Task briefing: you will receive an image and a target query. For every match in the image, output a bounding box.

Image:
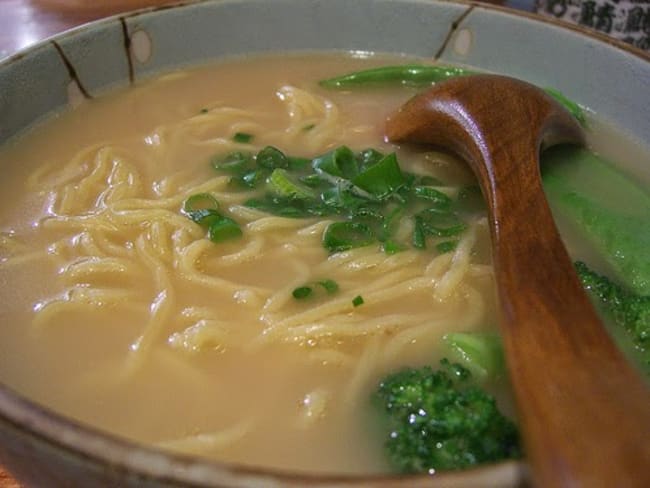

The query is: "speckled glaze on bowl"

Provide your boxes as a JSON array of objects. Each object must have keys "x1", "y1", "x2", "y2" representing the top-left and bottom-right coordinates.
[{"x1": 0, "y1": 1, "x2": 648, "y2": 486}]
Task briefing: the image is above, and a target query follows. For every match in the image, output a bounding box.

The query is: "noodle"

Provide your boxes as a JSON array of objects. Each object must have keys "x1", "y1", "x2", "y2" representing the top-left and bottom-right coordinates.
[{"x1": 0, "y1": 55, "x2": 499, "y2": 473}]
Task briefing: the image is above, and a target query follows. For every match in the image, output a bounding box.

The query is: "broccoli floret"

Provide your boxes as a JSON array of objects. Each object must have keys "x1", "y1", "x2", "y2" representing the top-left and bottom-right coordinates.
[
  {"x1": 374, "y1": 359, "x2": 521, "y2": 473},
  {"x1": 575, "y1": 261, "x2": 650, "y2": 369}
]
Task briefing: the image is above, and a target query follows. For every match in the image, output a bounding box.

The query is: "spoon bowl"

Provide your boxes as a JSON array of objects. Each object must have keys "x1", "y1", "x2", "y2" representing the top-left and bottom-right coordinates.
[{"x1": 386, "y1": 74, "x2": 650, "y2": 488}]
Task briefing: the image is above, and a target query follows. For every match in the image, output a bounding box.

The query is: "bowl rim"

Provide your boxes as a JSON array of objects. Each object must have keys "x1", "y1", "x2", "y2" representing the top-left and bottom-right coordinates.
[{"x1": 0, "y1": 0, "x2": 647, "y2": 486}]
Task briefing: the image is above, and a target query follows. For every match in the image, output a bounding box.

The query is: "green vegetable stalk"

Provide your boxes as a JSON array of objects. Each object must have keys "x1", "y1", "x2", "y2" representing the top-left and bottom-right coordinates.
[
  {"x1": 319, "y1": 64, "x2": 586, "y2": 125},
  {"x1": 542, "y1": 146, "x2": 650, "y2": 296},
  {"x1": 319, "y1": 65, "x2": 474, "y2": 88}
]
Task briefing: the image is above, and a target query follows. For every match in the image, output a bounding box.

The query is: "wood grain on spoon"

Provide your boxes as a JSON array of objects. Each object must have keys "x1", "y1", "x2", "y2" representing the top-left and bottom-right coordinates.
[{"x1": 386, "y1": 74, "x2": 650, "y2": 488}]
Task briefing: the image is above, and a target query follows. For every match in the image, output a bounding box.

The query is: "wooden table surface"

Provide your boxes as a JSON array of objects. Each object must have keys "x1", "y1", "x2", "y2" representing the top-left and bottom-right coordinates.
[{"x1": 0, "y1": 0, "x2": 181, "y2": 60}]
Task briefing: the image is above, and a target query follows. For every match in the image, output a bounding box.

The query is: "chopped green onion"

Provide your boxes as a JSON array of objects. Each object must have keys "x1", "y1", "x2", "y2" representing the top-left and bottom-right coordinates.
[
  {"x1": 413, "y1": 186, "x2": 452, "y2": 210},
  {"x1": 245, "y1": 195, "x2": 331, "y2": 218},
  {"x1": 323, "y1": 221, "x2": 374, "y2": 253},
  {"x1": 312, "y1": 146, "x2": 359, "y2": 179},
  {"x1": 288, "y1": 157, "x2": 311, "y2": 171},
  {"x1": 183, "y1": 193, "x2": 219, "y2": 213},
  {"x1": 410, "y1": 174, "x2": 444, "y2": 187},
  {"x1": 321, "y1": 184, "x2": 367, "y2": 210},
  {"x1": 352, "y1": 295, "x2": 364, "y2": 307},
  {"x1": 207, "y1": 144, "x2": 472, "y2": 254},
  {"x1": 267, "y1": 168, "x2": 317, "y2": 200},
  {"x1": 292, "y1": 286, "x2": 313, "y2": 299},
  {"x1": 416, "y1": 208, "x2": 467, "y2": 237},
  {"x1": 184, "y1": 208, "x2": 221, "y2": 226},
  {"x1": 257, "y1": 146, "x2": 289, "y2": 169},
  {"x1": 182, "y1": 194, "x2": 242, "y2": 243},
  {"x1": 381, "y1": 206, "x2": 404, "y2": 242},
  {"x1": 233, "y1": 168, "x2": 269, "y2": 188},
  {"x1": 383, "y1": 240, "x2": 405, "y2": 255},
  {"x1": 300, "y1": 174, "x2": 328, "y2": 187},
  {"x1": 212, "y1": 151, "x2": 254, "y2": 174},
  {"x1": 292, "y1": 279, "x2": 339, "y2": 300},
  {"x1": 182, "y1": 194, "x2": 221, "y2": 226},
  {"x1": 352, "y1": 206, "x2": 385, "y2": 223},
  {"x1": 200, "y1": 108, "x2": 209, "y2": 114},
  {"x1": 233, "y1": 132, "x2": 254, "y2": 144},
  {"x1": 318, "y1": 279, "x2": 339, "y2": 294},
  {"x1": 352, "y1": 153, "x2": 406, "y2": 199},
  {"x1": 412, "y1": 216, "x2": 426, "y2": 249},
  {"x1": 302, "y1": 123, "x2": 316, "y2": 131},
  {"x1": 208, "y1": 216, "x2": 242, "y2": 242},
  {"x1": 436, "y1": 240, "x2": 458, "y2": 254},
  {"x1": 357, "y1": 148, "x2": 385, "y2": 169}
]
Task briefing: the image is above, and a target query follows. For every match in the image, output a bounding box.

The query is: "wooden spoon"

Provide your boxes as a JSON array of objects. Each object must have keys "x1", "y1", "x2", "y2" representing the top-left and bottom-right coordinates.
[{"x1": 386, "y1": 74, "x2": 650, "y2": 488}]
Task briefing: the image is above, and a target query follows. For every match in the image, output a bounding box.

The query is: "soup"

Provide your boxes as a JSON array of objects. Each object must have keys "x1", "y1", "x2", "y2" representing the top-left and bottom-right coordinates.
[{"x1": 0, "y1": 53, "x2": 646, "y2": 475}]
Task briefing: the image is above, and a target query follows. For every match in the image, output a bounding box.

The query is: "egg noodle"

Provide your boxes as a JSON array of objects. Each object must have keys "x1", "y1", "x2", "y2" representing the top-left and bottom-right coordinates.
[{"x1": 2, "y1": 81, "x2": 491, "y2": 455}]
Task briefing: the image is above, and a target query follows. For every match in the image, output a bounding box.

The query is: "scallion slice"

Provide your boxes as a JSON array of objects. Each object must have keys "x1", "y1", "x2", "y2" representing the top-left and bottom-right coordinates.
[
  {"x1": 183, "y1": 193, "x2": 219, "y2": 213},
  {"x1": 312, "y1": 146, "x2": 359, "y2": 179},
  {"x1": 184, "y1": 208, "x2": 221, "y2": 226},
  {"x1": 292, "y1": 286, "x2": 313, "y2": 299},
  {"x1": 416, "y1": 208, "x2": 467, "y2": 237},
  {"x1": 413, "y1": 186, "x2": 452, "y2": 209},
  {"x1": 383, "y1": 240, "x2": 405, "y2": 255},
  {"x1": 182, "y1": 194, "x2": 221, "y2": 226},
  {"x1": 323, "y1": 221, "x2": 374, "y2": 253},
  {"x1": 208, "y1": 216, "x2": 242, "y2": 242},
  {"x1": 211, "y1": 151, "x2": 254, "y2": 174},
  {"x1": 357, "y1": 148, "x2": 385, "y2": 169},
  {"x1": 352, "y1": 295, "x2": 364, "y2": 307},
  {"x1": 381, "y1": 206, "x2": 404, "y2": 242},
  {"x1": 233, "y1": 132, "x2": 254, "y2": 144},
  {"x1": 288, "y1": 157, "x2": 311, "y2": 171},
  {"x1": 412, "y1": 216, "x2": 426, "y2": 249},
  {"x1": 321, "y1": 184, "x2": 367, "y2": 210},
  {"x1": 292, "y1": 279, "x2": 339, "y2": 300},
  {"x1": 267, "y1": 168, "x2": 317, "y2": 200},
  {"x1": 257, "y1": 146, "x2": 289, "y2": 169},
  {"x1": 233, "y1": 168, "x2": 269, "y2": 188},
  {"x1": 352, "y1": 153, "x2": 405, "y2": 199},
  {"x1": 436, "y1": 240, "x2": 458, "y2": 253},
  {"x1": 317, "y1": 279, "x2": 339, "y2": 294}
]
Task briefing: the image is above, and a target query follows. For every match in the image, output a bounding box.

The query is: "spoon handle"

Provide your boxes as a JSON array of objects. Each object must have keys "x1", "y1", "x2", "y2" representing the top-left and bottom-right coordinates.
[
  {"x1": 386, "y1": 74, "x2": 650, "y2": 487},
  {"x1": 488, "y1": 145, "x2": 650, "y2": 488}
]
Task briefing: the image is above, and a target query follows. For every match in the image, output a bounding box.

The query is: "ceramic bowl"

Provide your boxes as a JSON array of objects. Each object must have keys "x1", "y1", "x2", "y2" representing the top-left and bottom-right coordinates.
[{"x1": 0, "y1": 1, "x2": 648, "y2": 486}]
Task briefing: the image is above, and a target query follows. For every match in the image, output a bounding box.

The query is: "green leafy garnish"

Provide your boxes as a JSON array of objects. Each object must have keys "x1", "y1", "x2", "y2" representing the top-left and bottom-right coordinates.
[
  {"x1": 181, "y1": 194, "x2": 242, "y2": 244},
  {"x1": 292, "y1": 279, "x2": 340, "y2": 300},
  {"x1": 232, "y1": 132, "x2": 254, "y2": 144},
  {"x1": 435, "y1": 240, "x2": 458, "y2": 254},
  {"x1": 204, "y1": 145, "x2": 472, "y2": 255},
  {"x1": 323, "y1": 222, "x2": 374, "y2": 253}
]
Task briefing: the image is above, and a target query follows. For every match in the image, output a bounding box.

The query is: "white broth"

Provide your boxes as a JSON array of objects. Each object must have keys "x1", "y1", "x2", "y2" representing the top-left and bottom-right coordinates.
[{"x1": 0, "y1": 53, "x2": 646, "y2": 474}]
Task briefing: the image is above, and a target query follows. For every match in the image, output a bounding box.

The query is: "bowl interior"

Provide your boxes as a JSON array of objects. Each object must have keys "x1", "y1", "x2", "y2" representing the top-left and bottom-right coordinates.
[{"x1": 0, "y1": 1, "x2": 648, "y2": 487}]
